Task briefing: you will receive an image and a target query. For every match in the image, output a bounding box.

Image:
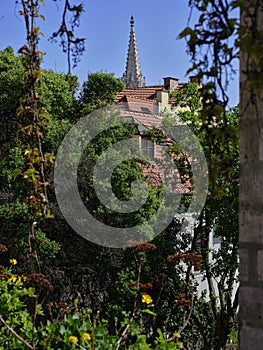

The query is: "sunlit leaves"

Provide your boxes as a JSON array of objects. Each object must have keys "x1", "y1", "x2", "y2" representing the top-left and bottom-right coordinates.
[{"x1": 179, "y1": 0, "x2": 239, "y2": 107}]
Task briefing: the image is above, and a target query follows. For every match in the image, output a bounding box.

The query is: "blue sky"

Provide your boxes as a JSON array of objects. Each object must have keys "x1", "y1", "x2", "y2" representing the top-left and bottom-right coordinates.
[{"x1": 0, "y1": 0, "x2": 239, "y2": 106}]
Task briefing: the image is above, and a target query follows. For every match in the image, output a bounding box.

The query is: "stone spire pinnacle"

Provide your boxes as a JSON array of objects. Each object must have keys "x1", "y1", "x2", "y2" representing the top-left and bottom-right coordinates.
[{"x1": 122, "y1": 16, "x2": 145, "y2": 88}]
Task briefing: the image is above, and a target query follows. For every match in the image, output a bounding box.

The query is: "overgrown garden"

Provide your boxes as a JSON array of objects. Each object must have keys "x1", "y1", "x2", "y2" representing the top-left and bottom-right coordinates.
[{"x1": 0, "y1": 1, "x2": 246, "y2": 349}]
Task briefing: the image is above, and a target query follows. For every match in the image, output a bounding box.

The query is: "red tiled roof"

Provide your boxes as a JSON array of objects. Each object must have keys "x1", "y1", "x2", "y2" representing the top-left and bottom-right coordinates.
[
  {"x1": 116, "y1": 104, "x2": 162, "y2": 129},
  {"x1": 116, "y1": 83, "x2": 187, "y2": 108},
  {"x1": 116, "y1": 85, "x2": 163, "y2": 102},
  {"x1": 117, "y1": 96, "x2": 156, "y2": 114}
]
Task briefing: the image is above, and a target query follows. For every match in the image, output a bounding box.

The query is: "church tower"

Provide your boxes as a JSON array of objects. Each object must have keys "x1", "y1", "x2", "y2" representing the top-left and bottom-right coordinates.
[{"x1": 122, "y1": 16, "x2": 145, "y2": 88}]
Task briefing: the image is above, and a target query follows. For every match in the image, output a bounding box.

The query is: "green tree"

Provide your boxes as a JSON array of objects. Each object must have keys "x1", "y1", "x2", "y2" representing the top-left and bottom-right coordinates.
[
  {"x1": 179, "y1": 1, "x2": 263, "y2": 348},
  {"x1": 74, "y1": 107, "x2": 163, "y2": 244},
  {"x1": 164, "y1": 85, "x2": 239, "y2": 350},
  {"x1": 79, "y1": 71, "x2": 125, "y2": 114},
  {"x1": 101, "y1": 82, "x2": 238, "y2": 349},
  {"x1": 0, "y1": 51, "x2": 79, "y2": 259},
  {"x1": 39, "y1": 69, "x2": 79, "y2": 121},
  {"x1": 0, "y1": 47, "x2": 25, "y2": 147}
]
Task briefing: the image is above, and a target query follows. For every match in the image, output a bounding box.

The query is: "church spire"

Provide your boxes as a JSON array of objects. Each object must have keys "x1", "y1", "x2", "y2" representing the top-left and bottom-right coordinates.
[{"x1": 123, "y1": 16, "x2": 145, "y2": 88}]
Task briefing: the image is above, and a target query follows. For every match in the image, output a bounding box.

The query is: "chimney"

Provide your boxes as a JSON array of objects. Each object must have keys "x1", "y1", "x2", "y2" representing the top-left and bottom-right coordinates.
[
  {"x1": 156, "y1": 90, "x2": 169, "y2": 104},
  {"x1": 163, "y1": 77, "x2": 179, "y2": 90},
  {"x1": 156, "y1": 90, "x2": 169, "y2": 112},
  {"x1": 189, "y1": 75, "x2": 201, "y2": 85}
]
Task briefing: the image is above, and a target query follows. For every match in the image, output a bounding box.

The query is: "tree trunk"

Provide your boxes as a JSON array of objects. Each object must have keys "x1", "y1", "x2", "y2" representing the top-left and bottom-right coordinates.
[{"x1": 239, "y1": 1, "x2": 263, "y2": 348}]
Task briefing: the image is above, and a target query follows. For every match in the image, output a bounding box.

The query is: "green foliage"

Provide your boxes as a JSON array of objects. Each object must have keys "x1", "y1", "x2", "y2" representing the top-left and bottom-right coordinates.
[
  {"x1": 153, "y1": 329, "x2": 183, "y2": 349},
  {"x1": 0, "y1": 140, "x2": 25, "y2": 194},
  {"x1": 0, "y1": 201, "x2": 29, "y2": 259},
  {"x1": 35, "y1": 229, "x2": 61, "y2": 259},
  {"x1": 163, "y1": 83, "x2": 239, "y2": 349},
  {"x1": 76, "y1": 110, "x2": 163, "y2": 241},
  {"x1": 229, "y1": 322, "x2": 238, "y2": 345},
  {"x1": 43, "y1": 118, "x2": 72, "y2": 153},
  {"x1": 80, "y1": 72, "x2": 125, "y2": 114},
  {"x1": 38, "y1": 311, "x2": 118, "y2": 349},
  {"x1": 0, "y1": 2, "x2": 241, "y2": 350},
  {"x1": 39, "y1": 70, "x2": 79, "y2": 120},
  {"x1": 0, "y1": 262, "x2": 184, "y2": 349},
  {"x1": 169, "y1": 82, "x2": 202, "y2": 114},
  {"x1": 0, "y1": 47, "x2": 25, "y2": 146},
  {"x1": 0, "y1": 267, "x2": 37, "y2": 349},
  {"x1": 104, "y1": 83, "x2": 238, "y2": 349},
  {"x1": 178, "y1": 0, "x2": 239, "y2": 107},
  {"x1": 0, "y1": 58, "x2": 238, "y2": 350},
  {"x1": 0, "y1": 47, "x2": 79, "y2": 152}
]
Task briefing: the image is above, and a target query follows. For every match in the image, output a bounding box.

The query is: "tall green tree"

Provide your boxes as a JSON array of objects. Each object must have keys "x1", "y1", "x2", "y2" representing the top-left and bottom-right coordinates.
[
  {"x1": 0, "y1": 47, "x2": 25, "y2": 147},
  {"x1": 165, "y1": 83, "x2": 239, "y2": 350},
  {"x1": 0, "y1": 35, "x2": 82, "y2": 154},
  {"x1": 179, "y1": 0, "x2": 263, "y2": 348},
  {"x1": 39, "y1": 69, "x2": 79, "y2": 121},
  {"x1": 79, "y1": 72, "x2": 125, "y2": 115}
]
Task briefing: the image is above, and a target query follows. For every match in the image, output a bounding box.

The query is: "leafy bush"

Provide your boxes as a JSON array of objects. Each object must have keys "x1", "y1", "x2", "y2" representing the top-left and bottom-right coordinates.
[{"x1": 0, "y1": 257, "x2": 184, "y2": 349}]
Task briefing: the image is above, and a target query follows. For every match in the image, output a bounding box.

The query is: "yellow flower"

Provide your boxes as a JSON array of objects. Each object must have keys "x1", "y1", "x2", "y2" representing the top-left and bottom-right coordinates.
[
  {"x1": 10, "y1": 259, "x2": 17, "y2": 265},
  {"x1": 177, "y1": 342, "x2": 184, "y2": 349},
  {"x1": 82, "y1": 332, "x2": 91, "y2": 340},
  {"x1": 173, "y1": 332, "x2": 181, "y2": 339},
  {"x1": 69, "y1": 335, "x2": 78, "y2": 344},
  {"x1": 9, "y1": 276, "x2": 17, "y2": 283},
  {"x1": 141, "y1": 293, "x2": 153, "y2": 304}
]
